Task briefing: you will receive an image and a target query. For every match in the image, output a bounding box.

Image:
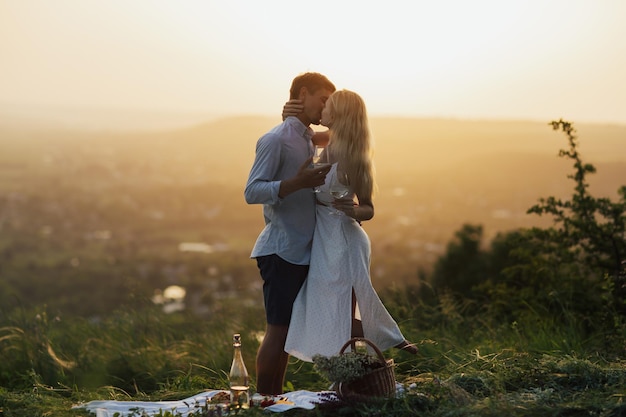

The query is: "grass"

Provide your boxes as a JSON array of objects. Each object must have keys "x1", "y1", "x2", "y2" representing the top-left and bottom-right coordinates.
[
  {"x1": 1, "y1": 350, "x2": 625, "y2": 416},
  {"x1": 1, "y1": 303, "x2": 625, "y2": 417}
]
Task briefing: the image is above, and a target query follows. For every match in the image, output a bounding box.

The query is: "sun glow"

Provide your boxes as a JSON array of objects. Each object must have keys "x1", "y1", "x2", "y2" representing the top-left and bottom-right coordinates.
[{"x1": 1, "y1": 0, "x2": 625, "y2": 125}]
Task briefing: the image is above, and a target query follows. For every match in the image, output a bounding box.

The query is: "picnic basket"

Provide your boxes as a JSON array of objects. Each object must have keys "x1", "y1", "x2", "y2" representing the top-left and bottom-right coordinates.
[{"x1": 336, "y1": 337, "x2": 396, "y2": 399}]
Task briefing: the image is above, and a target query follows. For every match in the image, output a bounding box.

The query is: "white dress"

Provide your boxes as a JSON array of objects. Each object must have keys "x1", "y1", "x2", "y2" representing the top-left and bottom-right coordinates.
[{"x1": 285, "y1": 164, "x2": 406, "y2": 362}]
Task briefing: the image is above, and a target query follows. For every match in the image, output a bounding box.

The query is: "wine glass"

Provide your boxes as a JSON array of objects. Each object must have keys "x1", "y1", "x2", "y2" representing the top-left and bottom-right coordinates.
[
  {"x1": 312, "y1": 146, "x2": 326, "y2": 167},
  {"x1": 329, "y1": 170, "x2": 350, "y2": 215},
  {"x1": 312, "y1": 146, "x2": 329, "y2": 193}
]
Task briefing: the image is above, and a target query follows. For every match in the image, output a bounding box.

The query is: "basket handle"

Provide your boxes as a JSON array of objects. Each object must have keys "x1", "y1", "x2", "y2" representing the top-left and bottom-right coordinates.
[
  {"x1": 336, "y1": 381, "x2": 347, "y2": 398},
  {"x1": 338, "y1": 337, "x2": 386, "y2": 363}
]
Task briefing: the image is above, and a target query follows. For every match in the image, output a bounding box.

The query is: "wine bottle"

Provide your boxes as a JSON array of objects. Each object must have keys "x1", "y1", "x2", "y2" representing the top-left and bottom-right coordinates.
[{"x1": 229, "y1": 333, "x2": 249, "y2": 409}]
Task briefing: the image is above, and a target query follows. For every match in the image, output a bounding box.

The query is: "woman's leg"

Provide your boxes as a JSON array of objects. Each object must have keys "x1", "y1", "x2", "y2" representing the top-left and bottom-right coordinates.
[{"x1": 351, "y1": 288, "x2": 364, "y2": 338}]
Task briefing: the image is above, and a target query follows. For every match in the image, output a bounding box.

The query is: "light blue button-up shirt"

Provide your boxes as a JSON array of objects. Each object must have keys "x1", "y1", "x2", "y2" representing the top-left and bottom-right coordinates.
[{"x1": 244, "y1": 117, "x2": 316, "y2": 265}]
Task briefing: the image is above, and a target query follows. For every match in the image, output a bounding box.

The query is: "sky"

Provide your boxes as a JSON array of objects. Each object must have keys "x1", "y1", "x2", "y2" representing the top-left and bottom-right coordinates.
[{"x1": 1, "y1": 0, "x2": 626, "y2": 126}]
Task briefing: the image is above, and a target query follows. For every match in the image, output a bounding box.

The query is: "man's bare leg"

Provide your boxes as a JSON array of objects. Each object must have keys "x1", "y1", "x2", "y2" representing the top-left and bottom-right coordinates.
[
  {"x1": 256, "y1": 324, "x2": 289, "y2": 395},
  {"x1": 271, "y1": 350, "x2": 289, "y2": 394}
]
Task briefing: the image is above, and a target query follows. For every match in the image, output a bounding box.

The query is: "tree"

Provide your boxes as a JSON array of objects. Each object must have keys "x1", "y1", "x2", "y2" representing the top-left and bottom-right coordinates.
[
  {"x1": 426, "y1": 120, "x2": 625, "y2": 342},
  {"x1": 430, "y1": 224, "x2": 486, "y2": 297},
  {"x1": 527, "y1": 120, "x2": 626, "y2": 314}
]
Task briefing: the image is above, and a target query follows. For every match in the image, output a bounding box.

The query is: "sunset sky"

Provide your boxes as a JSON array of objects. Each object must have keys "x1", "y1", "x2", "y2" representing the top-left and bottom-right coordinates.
[{"x1": 2, "y1": 0, "x2": 626, "y2": 125}]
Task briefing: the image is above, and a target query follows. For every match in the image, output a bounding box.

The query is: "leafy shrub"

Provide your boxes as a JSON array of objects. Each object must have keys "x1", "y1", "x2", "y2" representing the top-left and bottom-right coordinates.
[{"x1": 411, "y1": 120, "x2": 625, "y2": 353}]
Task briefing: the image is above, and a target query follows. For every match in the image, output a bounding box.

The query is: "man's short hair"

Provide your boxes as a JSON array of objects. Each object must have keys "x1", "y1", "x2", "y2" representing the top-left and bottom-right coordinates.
[{"x1": 289, "y1": 72, "x2": 336, "y2": 99}]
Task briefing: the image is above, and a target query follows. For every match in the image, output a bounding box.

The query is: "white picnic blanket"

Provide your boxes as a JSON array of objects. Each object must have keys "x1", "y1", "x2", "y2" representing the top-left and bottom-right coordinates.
[{"x1": 74, "y1": 389, "x2": 336, "y2": 417}]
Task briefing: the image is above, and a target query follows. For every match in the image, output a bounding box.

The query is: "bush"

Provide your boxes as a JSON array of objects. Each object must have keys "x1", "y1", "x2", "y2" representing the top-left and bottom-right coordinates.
[{"x1": 420, "y1": 120, "x2": 625, "y2": 353}]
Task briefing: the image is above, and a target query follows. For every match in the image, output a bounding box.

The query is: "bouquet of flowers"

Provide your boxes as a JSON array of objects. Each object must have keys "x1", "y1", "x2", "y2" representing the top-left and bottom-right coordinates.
[
  {"x1": 311, "y1": 338, "x2": 396, "y2": 399},
  {"x1": 312, "y1": 351, "x2": 383, "y2": 384}
]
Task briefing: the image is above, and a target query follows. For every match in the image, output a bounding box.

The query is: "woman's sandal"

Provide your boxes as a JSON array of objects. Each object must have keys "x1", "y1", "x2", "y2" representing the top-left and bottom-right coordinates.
[{"x1": 395, "y1": 340, "x2": 418, "y2": 355}]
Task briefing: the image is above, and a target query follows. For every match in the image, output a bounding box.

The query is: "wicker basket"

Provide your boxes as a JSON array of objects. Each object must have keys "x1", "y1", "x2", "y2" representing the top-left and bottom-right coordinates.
[{"x1": 336, "y1": 338, "x2": 396, "y2": 399}]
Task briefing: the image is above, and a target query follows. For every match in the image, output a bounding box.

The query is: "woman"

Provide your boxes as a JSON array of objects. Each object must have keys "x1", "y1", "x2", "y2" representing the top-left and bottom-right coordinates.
[{"x1": 284, "y1": 90, "x2": 417, "y2": 362}]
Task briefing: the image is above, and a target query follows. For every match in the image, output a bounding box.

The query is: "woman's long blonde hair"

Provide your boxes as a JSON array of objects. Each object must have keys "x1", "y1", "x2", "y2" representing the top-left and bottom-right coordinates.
[{"x1": 327, "y1": 89, "x2": 375, "y2": 199}]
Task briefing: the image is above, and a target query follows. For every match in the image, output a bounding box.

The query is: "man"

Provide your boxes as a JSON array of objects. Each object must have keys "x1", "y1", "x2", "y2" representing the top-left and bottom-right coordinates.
[{"x1": 244, "y1": 72, "x2": 335, "y2": 395}]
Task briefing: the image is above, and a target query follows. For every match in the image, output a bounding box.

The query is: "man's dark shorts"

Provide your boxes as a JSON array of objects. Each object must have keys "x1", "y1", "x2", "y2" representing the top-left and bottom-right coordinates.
[{"x1": 256, "y1": 254, "x2": 308, "y2": 326}]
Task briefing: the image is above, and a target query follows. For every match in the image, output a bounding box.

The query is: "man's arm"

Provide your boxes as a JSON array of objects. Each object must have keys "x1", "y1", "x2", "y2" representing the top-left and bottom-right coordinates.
[
  {"x1": 312, "y1": 131, "x2": 330, "y2": 147},
  {"x1": 244, "y1": 137, "x2": 282, "y2": 205}
]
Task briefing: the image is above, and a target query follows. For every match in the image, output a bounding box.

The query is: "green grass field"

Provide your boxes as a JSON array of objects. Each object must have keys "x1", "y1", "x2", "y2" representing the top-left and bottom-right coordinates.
[{"x1": 1, "y1": 299, "x2": 625, "y2": 417}]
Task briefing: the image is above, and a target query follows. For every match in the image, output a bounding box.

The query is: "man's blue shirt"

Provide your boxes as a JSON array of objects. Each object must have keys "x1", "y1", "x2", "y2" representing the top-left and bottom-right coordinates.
[{"x1": 244, "y1": 117, "x2": 316, "y2": 265}]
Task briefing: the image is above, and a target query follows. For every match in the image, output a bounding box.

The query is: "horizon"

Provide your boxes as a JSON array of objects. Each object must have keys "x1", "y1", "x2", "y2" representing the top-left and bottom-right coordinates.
[{"x1": 3, "y1": 103, "x2": 626, "y2": 133}]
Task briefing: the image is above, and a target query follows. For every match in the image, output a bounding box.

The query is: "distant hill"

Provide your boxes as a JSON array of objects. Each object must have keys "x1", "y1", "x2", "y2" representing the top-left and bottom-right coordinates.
[
  {"x1": 1, "y1": 115, "x2": 624, "y2": 258},
  {"x1": 1, "y1": 114, "x2": 624, "y2": 297},
  {"x1": 2, "y1": 113, "x2": 624, "y2": 203}
]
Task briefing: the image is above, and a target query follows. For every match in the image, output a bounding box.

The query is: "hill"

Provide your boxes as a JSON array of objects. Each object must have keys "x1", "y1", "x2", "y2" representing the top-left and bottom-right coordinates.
[{"x1": 0, "y1": 116, "x2": 624, "y2": 306}]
